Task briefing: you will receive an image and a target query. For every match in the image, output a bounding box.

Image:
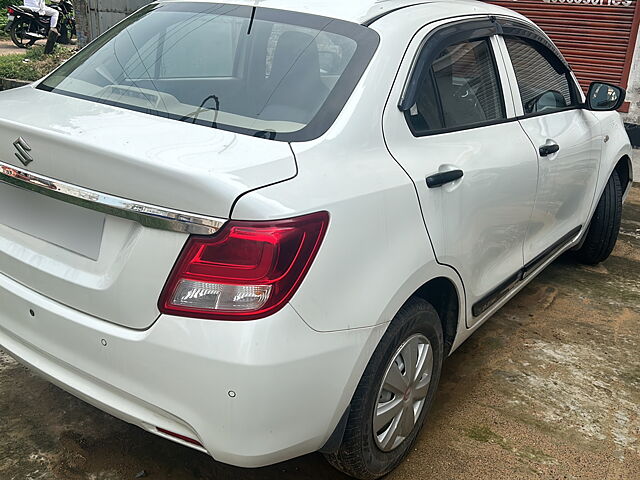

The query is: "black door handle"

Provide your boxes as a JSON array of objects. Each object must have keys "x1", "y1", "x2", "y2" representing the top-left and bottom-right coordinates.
[
  {"x1": 426, "y1": 169, "x2": 464, "y2": 188},
  {"x1": 539, "y1": 144, "x2": 560, "y2": 157}
]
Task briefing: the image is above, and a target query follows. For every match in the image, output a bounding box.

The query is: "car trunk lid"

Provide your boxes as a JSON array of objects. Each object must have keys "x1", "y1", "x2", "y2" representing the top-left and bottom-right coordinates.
[{"x1": 0, "y1": 86, "x2": 297, "y2": 330}]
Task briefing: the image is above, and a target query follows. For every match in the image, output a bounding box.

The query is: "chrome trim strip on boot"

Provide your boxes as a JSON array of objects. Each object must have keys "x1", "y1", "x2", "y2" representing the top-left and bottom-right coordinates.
[{"x1": 0, "y1": 161, "x2": 226, "y2": 235}]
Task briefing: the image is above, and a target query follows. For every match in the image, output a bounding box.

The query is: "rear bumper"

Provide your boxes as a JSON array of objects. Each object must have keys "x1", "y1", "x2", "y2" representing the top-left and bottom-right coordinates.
[{"x1": 0, "y1": 271, "x2": 385, "y2": 467}]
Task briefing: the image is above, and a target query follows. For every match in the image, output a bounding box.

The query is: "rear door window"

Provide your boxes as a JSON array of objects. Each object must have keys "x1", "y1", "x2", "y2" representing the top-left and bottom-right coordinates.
[{"x1": 407, "y1": 39, "x2": 506, "y2": 135}]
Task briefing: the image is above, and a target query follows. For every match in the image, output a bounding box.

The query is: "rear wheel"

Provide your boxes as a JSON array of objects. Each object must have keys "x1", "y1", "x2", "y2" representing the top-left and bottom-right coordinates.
[
  {"x1": 324, "y1": 298, "x2": 443, "y2": 480},
  {"x1": 10, "y1": 18, "x2": 36, "y2": 48},
  {"x1": 575, "y1": 171, "x2": 623, "y2": 265}
]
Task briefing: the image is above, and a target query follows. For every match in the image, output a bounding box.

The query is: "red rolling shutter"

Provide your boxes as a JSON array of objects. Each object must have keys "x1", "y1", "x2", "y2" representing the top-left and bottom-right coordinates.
[{"x1": 485, "y1": 0, "x2": 640, "y2": 110}]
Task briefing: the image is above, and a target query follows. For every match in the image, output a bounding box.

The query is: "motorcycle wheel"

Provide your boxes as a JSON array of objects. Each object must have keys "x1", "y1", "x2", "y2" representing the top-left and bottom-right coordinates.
[{"x1": 10, "y1": 18, "x2": 37, "y2": 48}]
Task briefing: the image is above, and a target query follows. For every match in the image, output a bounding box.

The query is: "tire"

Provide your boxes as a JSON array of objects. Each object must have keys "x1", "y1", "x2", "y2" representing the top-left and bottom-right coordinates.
[
  {"x1": 44, "y1": 30, "x2": 58, "y2": 54},
  {"x1": 57, "y1": 20, "x2": 73, "y2": 45},
  {"x1": 324, "y1": 298, "x2": 444, "y2": 480},
  {"x1": 10, "y1": 18, "x2": 36, "y2": 48},
  {"x1": 575, "y1": 171, "x2": 623, "y2": 265}
]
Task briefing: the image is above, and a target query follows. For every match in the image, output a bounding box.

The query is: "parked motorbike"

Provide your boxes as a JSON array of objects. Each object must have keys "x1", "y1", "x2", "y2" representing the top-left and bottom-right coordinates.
[{"x1": 5, "y1": 0, "x2": 75, "y2": 48}]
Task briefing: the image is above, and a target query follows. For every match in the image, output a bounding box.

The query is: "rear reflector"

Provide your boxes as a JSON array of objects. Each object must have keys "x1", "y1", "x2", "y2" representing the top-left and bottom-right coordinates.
[
  {"x1": 158, "y1": 211, "x2": 329, "y2": 320},
  {"x1": 156, "y1": 427, "x2": 203, "y2": 447}
]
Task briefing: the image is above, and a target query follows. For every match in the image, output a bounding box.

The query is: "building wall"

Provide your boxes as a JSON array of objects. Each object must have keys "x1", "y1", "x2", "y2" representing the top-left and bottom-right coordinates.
[
  {"x1": 73, "y1": 0, "x2": 90, "y2": 47},
  {"x1": 74, "y1": 0, "x2": 151, "y2": 47},
  {"x1": 624, "y1": 31, "x2": 640, "y2": 125}
]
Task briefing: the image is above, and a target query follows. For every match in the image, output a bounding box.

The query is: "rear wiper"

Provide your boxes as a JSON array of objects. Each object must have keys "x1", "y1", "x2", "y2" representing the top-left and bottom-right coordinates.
[
  {"x1": 247, "y1": 6, "x2": 256, "y2": 35},
  {"x1": 180, "y1": 94, "x2": 220, "y2": 128}
]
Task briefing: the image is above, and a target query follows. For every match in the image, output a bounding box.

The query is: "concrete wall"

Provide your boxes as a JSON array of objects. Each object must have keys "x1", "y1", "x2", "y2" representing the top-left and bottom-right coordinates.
[
  {"x1": 624, "y1": 30, "x2": 640, "y2": 126},
  {"x1": 73, "y1": 0, "x2": 152, "y2": 47}
]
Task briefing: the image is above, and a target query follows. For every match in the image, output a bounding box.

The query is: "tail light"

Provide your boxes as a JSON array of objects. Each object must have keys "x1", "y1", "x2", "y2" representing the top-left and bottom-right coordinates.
[
  {"x1": 7, "y1": 7, "x2": 14, "y2": 14},
  {"x1": 158, "y1": 212, "x2": 329, "y2": 321}
]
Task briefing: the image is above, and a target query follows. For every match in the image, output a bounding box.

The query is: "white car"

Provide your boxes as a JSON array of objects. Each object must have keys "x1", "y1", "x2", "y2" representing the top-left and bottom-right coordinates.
[{"x1": 0, "y1": 0, "x2": 633, "y2": 478}]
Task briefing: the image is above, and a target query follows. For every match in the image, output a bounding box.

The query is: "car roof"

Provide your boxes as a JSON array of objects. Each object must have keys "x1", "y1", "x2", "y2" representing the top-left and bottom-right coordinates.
[{"x1": 160, "y1": 0, "x2": 520, "y2": 25}]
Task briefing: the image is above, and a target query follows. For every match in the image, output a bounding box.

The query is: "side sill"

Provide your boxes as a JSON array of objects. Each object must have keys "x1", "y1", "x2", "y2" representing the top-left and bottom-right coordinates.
[{"x1": 472, "y1": 226, "x2": 582, "y2": 317}]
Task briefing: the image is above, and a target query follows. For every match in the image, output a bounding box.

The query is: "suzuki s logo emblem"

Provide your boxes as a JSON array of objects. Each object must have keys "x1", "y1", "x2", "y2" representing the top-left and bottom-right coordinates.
[{"x1": 13, "y1": 137, "x2": 33, "y2": 167}]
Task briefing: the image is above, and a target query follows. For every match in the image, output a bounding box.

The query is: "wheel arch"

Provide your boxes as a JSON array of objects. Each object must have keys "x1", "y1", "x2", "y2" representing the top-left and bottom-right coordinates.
[
  {"x1": 410, "y1": 276, "x2": 461, "y2": 356},
  {"x1": 321, "y1": 274, "x2": 462, "y2": 458},
  {"x1": 615, "y1": 154, "x2": 633, "y2": 200}
]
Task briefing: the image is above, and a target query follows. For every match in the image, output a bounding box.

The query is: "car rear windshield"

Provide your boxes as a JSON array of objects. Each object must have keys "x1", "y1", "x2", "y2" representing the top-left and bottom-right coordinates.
[{"x1": 37, "y1": 2, "x2": 379, "y2": 141}]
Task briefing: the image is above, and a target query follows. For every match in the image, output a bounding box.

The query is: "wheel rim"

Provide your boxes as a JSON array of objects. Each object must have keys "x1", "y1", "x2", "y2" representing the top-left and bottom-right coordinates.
[{"x1": 373, "y1": 333, "x2": 433, "y2": 452}]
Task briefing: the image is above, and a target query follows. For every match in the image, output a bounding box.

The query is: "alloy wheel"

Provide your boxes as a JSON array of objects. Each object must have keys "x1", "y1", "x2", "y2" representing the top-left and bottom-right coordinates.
[{"x1": 373, "y1": 334, "x2": 434, "y2": 452}]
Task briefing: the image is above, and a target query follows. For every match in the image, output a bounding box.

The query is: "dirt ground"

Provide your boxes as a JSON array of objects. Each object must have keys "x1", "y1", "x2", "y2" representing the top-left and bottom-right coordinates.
[
  {"x1": 0, "y1": 38, "x2": 20, "y2": 55},
  {"x1": 1, "y1": 184, "x2": 639, "y2": 480},
  {"x1": 0, "y1": 37, "x2": 53, "y2": 55}
]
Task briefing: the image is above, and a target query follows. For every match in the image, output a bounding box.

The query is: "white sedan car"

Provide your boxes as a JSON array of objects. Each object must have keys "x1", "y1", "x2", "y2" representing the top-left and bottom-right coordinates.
[{"x1": 0, "y1": 0, "x2": 633, "y2": 478}]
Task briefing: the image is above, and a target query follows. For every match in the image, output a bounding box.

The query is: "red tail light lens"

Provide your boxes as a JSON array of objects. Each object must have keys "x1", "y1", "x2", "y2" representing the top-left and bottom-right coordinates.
[
  {"x1": 158, "y1": 212, "x2": 329, "y2": 320},
  {"x1": 7, "y1": 7, "x2": 14, "y2": 14}
]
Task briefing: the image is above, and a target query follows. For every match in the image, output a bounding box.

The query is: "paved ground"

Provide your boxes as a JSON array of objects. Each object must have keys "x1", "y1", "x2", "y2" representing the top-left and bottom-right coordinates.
[
  {"x1": 1, "y1": 184, "x2": 639, "y2": 480},
  {"x1": 0, "y1": 38, "x2": 21, "y2": 55}
]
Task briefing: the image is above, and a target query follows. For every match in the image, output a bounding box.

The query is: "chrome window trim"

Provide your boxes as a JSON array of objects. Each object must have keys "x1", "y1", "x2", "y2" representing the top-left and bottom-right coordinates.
[{"x1": 0, "y1": 160, "x2": 226, "y2": 235}]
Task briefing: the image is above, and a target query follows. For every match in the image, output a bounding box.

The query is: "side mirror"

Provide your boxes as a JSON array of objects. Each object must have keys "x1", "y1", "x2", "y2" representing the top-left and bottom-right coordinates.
[
  {"x1": 525, "y1": 90, "x2": 567, "y2": 114},
  {"x1": 586, "y1": 82, "x2": 626, "y2": 111}
]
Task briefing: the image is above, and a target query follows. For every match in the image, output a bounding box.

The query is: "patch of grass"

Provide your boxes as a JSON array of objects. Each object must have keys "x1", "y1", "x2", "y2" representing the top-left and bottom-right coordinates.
[
  {"x1": 519, "y1": 446, "x2": 556, "y2": 464},
  {"x1": 0, "y1": 14, "x2": 7, "y2": 37},
  {"x1": 0, "y1": 6, "x2": 9, "y2": 37},
  {"x1": 465, "y1": 425, "x2": 507, "y2": 446},
  {"x1": 0, "y1": 44, "x2": 75, "y2": 81},
  {"x1": 465, "y1": 424, "x2": 557, "y2": 466},
  {"x1": 618, "y1": 366, "x2": 640, "y2": 387},
  {"x1": 0, "y1": 52, "x2": 36, "y2": 80}
]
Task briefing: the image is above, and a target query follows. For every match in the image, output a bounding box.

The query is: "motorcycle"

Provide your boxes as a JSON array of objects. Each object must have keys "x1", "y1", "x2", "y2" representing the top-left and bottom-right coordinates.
[{"x1": 6, "y1": 0, "x2": 75, "y2": 48}]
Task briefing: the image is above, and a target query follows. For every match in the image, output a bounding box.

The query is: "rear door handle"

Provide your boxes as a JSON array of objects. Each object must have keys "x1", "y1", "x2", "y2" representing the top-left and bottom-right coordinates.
[
  {"x1": 539, "y1": 143, "x2": 560, "y2": 157},
  {"x1": 426, "y1": 169, "x2": 464, "y2": 188}
]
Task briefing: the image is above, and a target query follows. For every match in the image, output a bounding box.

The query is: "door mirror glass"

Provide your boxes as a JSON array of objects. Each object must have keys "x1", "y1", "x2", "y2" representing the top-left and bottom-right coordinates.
[
  {"x1": 525, "y1": 90, "x2": 568, "y2": 114},
  {"x1": 504, "y1": 37, "x2": 576, "y2": 116},
  {"x1": 586, "y1": 82, "x2": 626, "y2": 111}
]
